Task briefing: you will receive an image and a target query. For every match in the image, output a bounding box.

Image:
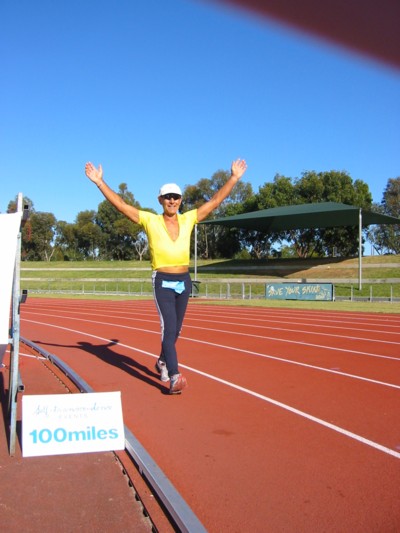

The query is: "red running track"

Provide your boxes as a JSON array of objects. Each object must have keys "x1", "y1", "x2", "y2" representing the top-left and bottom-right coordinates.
[{"x1": 20, "y1": 298, "x2": 400, "y2": 532}]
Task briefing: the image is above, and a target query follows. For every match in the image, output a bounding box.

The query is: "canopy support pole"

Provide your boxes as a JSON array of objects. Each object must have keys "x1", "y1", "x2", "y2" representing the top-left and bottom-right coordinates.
[
  {"x1": 194, "y1": 224, "x2": 198, "y2": 281},
  {"x1": 358, "y1": 208, "x2": 362, "y2": 291}
]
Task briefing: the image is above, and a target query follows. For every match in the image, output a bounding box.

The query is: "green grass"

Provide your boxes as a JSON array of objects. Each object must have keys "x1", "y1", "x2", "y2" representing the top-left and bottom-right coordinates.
[
  {"x1": 190, "y1": 298, "x2": 400, "y2": 314},
  {"x1": 20, "y1": 256, "x2": 400, "y2": 313}
]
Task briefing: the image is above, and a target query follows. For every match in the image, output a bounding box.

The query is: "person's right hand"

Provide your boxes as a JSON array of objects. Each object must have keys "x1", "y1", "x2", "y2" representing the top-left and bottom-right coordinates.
[{"x1": 85, "y1": 162, "x2": 103, "y2": 186}]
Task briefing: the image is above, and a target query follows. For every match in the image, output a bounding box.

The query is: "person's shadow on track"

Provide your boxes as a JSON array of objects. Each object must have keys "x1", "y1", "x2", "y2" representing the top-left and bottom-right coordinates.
[{"x1": 32, "y1": 338, "x2": 168, "y2": 394}]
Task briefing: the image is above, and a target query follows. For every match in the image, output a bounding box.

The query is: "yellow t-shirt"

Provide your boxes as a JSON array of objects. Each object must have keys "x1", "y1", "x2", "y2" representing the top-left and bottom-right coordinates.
[{"x1": 138, "y1": 209, "x2": 198, "y2": 270}]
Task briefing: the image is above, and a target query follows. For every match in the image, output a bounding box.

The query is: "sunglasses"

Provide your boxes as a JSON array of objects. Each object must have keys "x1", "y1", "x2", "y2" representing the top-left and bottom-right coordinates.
[{"x1": 162, "y1": 193, "x2": 181, "y2": 201}]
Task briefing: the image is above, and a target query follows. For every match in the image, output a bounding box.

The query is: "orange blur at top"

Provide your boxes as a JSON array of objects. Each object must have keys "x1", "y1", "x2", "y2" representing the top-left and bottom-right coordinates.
[{"x1": 209, "y1": 0, "x2": 400, "y2": 70}]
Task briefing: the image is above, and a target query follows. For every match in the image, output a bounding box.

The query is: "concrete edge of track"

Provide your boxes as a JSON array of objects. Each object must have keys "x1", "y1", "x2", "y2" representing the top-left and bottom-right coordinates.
[{"x1": 21, "y1": 336, "x2": 207, "y2": 533}]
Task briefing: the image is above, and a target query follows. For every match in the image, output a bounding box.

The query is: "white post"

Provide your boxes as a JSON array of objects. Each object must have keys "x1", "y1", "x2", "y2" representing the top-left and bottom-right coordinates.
[
  {"x1": 8, "y1": 193, "x2": 24, "y2": 455},
  {"x1": 194, "y1": 224, "x2": 198, "y2": 281},
  {"x1": 358, "y1": 208, "x2": 362, "y2": 291}
]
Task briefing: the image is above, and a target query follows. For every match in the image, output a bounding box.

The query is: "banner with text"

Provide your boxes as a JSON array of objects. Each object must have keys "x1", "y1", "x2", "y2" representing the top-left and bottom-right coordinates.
[
  {"x1": 266, "y1": 283, "x2": 333, "y2": 301},
  {"x1": 22, "y1": 391, "x2": 125, "y2": 457}
]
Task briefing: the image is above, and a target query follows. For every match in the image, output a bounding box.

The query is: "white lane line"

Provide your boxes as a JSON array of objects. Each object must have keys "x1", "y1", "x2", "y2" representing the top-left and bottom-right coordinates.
[
  {"x1": 21, "y1": 319, "x2": 400, "y2": 460},
  {"x1": 23, "y1": 311, "x2": 400, "y2": 364},
  {"x1": 187, "y1": 308, "x2": 400, "y2": 330},
  {"x1": 181, "y1": 336, "x2": 400, "y2": 390},
  {"x1": 185, "y1": 310, "x2": 400, "y2": 336},
  {"x1": 22, "y1": 317, "x2": 400, "y2": 389},
  {"x1": 26, "y1": 307, "x2": 400, "y2": 343},
  {"x1": 4, "y1": 349, "x2": 46, "y2": 360},
  {"x1": 187, "y1": 323, "x2": 400, "y2": 360},
  {"x1": 179, "y1": 364, "x2": 400, "y2": 460},
  {"x1": 22, "y1": 354, "x2": 46, "y2": 360}
]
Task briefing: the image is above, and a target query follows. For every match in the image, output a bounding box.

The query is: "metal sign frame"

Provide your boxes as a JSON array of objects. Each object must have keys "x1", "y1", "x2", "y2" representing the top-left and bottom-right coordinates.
[{"x1": 7, "y1": 193, "x2": 29, "y2": 455}]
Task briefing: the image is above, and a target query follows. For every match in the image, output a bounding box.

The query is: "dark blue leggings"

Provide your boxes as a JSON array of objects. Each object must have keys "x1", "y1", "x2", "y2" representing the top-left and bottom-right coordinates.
[{"x1": 152, "y1": 271, "x2": 192, "y2": 377}]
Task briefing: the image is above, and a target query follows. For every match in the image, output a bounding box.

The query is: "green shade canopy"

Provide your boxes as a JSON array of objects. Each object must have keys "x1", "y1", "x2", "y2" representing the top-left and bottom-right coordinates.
[{"x1": 200, "y1": 202, "x2": 400, "y2": 231}]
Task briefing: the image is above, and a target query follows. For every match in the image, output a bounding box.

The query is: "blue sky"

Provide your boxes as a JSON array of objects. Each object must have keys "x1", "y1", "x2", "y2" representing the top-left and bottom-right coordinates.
[{"x1": 1, "y1": 0, "x2": 399, "y2": 222}]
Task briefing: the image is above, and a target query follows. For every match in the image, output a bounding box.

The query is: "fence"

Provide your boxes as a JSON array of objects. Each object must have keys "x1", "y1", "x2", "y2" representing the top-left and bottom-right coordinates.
[{"x1": 21, "y1": 278, "x2": 400, "y2": 302}]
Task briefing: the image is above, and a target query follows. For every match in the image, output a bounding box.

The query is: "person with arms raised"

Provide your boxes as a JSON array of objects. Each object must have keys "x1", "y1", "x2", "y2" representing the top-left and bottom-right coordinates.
[{"x1": 85, "y1": 158, "x2": 247, "y2": 394}]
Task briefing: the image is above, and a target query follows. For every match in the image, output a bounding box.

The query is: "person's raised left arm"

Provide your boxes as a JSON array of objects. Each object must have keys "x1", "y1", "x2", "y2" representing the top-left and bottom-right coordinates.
[{"x1": 196, "y1": 159, "x2": 247, "y2": 222}]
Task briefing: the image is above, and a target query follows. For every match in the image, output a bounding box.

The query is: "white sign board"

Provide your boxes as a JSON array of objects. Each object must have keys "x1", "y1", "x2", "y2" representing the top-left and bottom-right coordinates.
[
  {"x1": 0, "y1": 211, "x2": 22, "y2": 364},
  {"x1": 22, "y1": 391, "x2": 125, "y2": 457}
]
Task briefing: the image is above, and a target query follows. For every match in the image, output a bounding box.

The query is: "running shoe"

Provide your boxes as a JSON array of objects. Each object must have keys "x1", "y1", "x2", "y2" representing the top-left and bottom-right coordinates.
[
  {"x1": 169, "y1": 374, "x2": 187, "y2": 395},
  {"x1": 155, "y1": 359, "x2": 169, "y2": 382}
]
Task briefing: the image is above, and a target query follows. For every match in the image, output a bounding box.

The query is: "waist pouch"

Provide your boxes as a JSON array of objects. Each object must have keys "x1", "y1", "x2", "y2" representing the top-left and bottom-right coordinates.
[{"x1": 161, "y1": 280, "x2": 186, "y2": 294}]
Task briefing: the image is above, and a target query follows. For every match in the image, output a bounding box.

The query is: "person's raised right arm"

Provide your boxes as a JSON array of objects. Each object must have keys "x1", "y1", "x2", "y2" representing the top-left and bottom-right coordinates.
[{"x1": 85, "y1": 162, "x2": 140, "y2": 223}]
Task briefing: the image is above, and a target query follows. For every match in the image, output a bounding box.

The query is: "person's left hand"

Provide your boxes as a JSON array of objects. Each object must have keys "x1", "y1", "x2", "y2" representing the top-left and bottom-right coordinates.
[{"x1": 231, "y1": 159, "x2": 247, "y2": 180}]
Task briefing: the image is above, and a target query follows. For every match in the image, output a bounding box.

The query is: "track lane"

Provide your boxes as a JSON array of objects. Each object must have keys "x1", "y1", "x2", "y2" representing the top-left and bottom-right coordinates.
[
  {"x1": 20, "y1": 299, "x2": 400, "y2": 531},
  {"x1": 22, "y1": 306, "x2": 400, "y2": 448}
]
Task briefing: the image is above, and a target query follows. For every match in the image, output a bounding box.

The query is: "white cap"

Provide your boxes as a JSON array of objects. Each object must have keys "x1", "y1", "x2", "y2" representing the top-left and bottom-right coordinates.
[{"x1": 159, "y1": 183, "x2": 182, "y2": 196}]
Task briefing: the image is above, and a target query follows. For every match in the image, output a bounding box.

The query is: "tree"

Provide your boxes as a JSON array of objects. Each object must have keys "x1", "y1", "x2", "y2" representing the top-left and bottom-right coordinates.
[
  {"x1": 7, "y1": 196, "x2": 59, "y2": 261},
  {"x1": 7, "y1": 195, "x2": 34, "y2": 215},
  {"x1": 382, "y1": 177, "x2": 400, "y2": 217},
  {"x1": 296, "y1": 170, "x2": 371, "y2": 257},
  {"x1": 54, "y1": 220, "x2": 79, "y2": 261},
  {"x1": 250, "y1": 171, "x2": 372, "y2": 258},
  {"x1": 240, "y1": 175, "x2": 292, "y2": 258},
  {"x1": 75, "y1": 210, "x2": 104, "y2": 259},
  {"x1": 96, "y1": 183, "x2": 142, "y2": 260},
  {"x1": 22, "y1": 212, "x2": 57, "y2": 261},
  {"x1": 367, "y1": 177, "x2": 400, "y2": 254},
  {"x1": 134, "y1": 231, "x2": 149, "y2": 261},
  {"x1": 182, "y1": 170, "x2": 253, "y2": 258},
  {"x1": 53, "y1": 212, "x2": 104, "y2": 261},
  {"x1": 253, "y1": 175, "x2": 297, "y2": 210}
]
